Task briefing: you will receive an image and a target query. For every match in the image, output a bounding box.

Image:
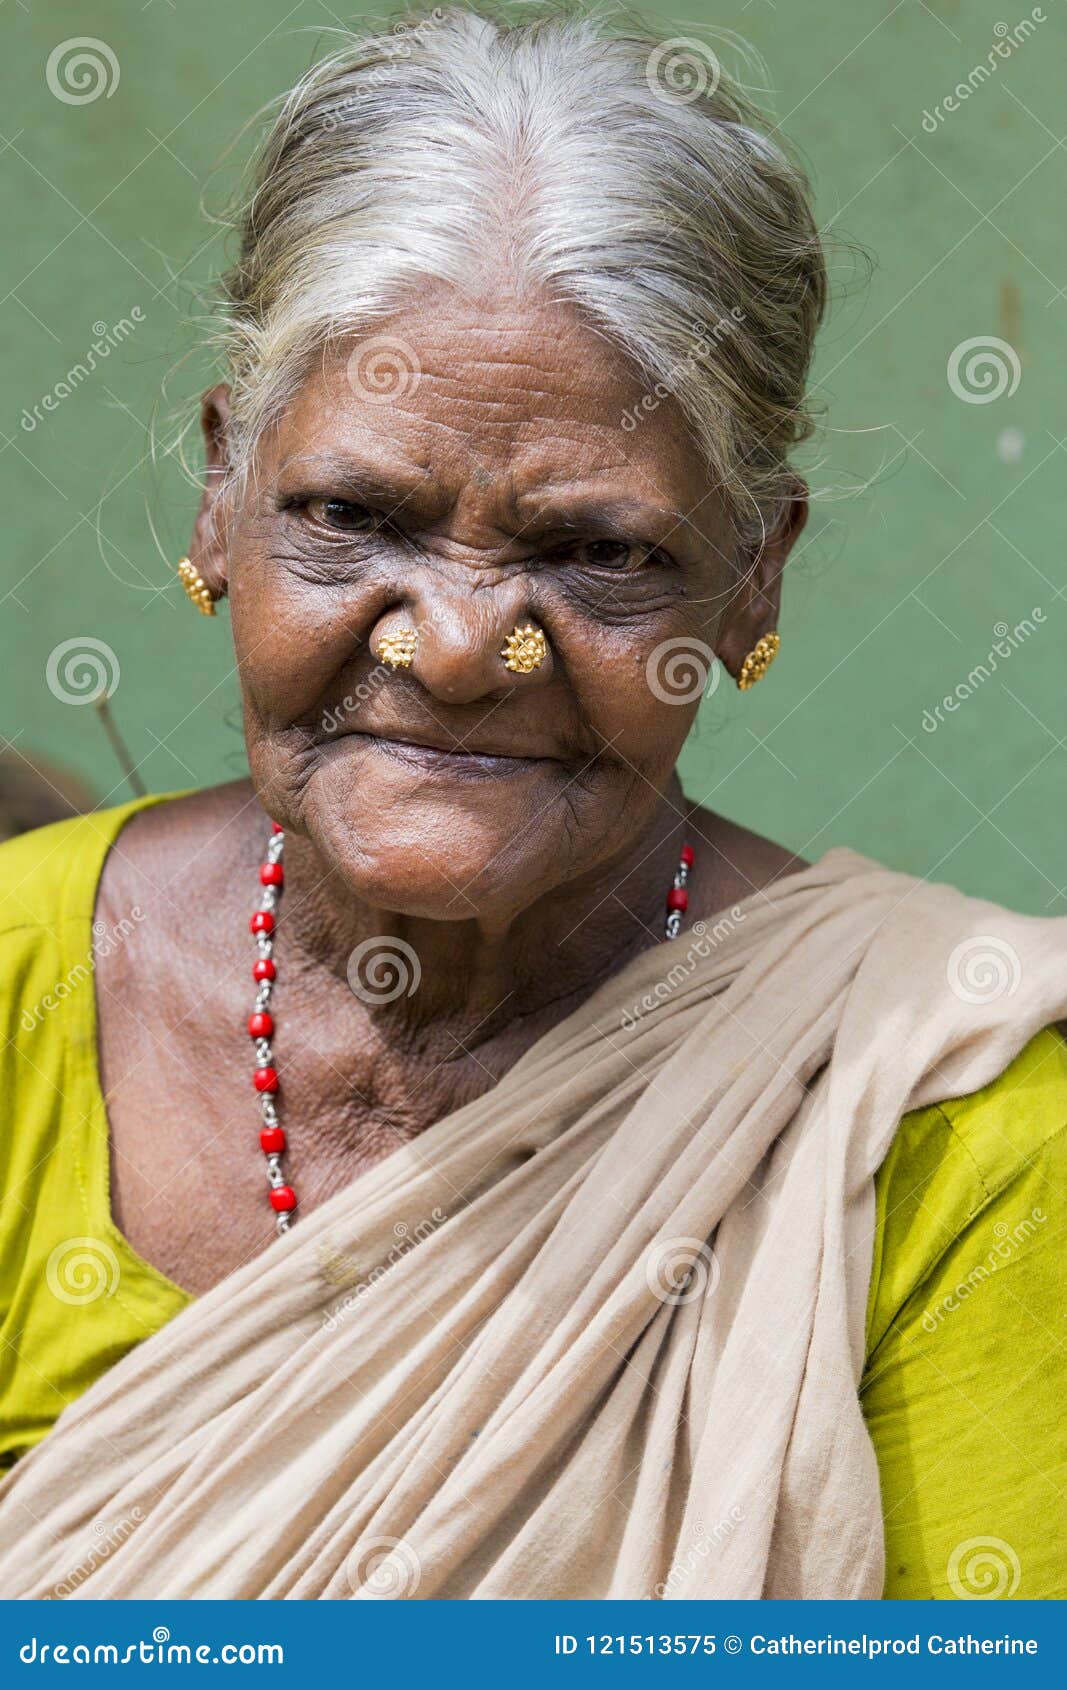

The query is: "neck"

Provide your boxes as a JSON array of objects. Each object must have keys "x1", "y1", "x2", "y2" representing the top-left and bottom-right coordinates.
[{"x1": 272, "y1": 775, "x2": 694, "y2": 1047}]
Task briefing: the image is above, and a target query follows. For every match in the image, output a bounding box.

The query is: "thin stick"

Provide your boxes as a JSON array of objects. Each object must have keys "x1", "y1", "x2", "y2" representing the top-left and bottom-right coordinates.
[{"x1": 93, "y1": 692, "x2": 146, "y2": 798}]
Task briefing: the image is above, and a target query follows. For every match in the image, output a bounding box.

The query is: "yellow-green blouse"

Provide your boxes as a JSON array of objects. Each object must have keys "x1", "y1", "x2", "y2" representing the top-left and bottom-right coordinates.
[{"x1": 1, "y1": 800, "x2": 1065, "y2": 1598}]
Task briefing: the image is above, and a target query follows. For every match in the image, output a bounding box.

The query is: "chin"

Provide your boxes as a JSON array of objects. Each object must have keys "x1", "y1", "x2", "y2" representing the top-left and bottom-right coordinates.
[{"x1": 297, "y1": 742, "x2": 570, "y2": 919}]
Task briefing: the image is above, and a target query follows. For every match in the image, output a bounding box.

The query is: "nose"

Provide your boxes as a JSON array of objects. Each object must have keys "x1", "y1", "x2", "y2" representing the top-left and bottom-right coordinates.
[{"x1": 372, "y1": 580, "x2": 554, "y2": 705}]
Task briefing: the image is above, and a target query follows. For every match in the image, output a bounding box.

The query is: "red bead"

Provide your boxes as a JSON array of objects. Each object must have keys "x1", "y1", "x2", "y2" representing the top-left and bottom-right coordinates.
[
  {"x1": 252, "y1": 957, "x2": 276, "y2": 982},
  {"x1": 253, "y1": 1066, "x2": 279, "y2": 1093},
  {"x1": 680, "y1": 843, "x2": 695, "y2": 868},
  {"x1": 260, "y1": 862, "x2": 284, "y2": 886},
  {"x1": 250, "y1": 910, "x2": 275, "y2": 936},
  {"x1": 666, "y1": 887, "x2": 689, "y2": 913},
  {"x1": 248, "y1": 1011, "x2": 274, "y2": 1039},
  {"x1": 269, "y1": 1185, "x2": 297, "y2": 1213},
  {"x1": 271, "y1": 822, "x2": 284, "y2": 834},
  {"x1": 260, "y1": 1126, "x2": 286, "y2": 1154}
]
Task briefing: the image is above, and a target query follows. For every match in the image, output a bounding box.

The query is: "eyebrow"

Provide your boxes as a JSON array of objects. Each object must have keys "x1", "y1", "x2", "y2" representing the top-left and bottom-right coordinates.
[
  {"x1": 274, "y1": 452, "x2": 704, "y2": 555},
  {"x1": 273, "y1": 450, "x2": 438, "y2": 516},
  {"x1": 516, "y1": 495, "x2": 702, "y2": 554}
]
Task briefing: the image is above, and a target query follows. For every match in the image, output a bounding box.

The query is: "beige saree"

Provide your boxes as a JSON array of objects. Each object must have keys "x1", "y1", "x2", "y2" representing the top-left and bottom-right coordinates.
[{"x1": 1, "y1": 846, "x2": 1064, "y2": 1600}]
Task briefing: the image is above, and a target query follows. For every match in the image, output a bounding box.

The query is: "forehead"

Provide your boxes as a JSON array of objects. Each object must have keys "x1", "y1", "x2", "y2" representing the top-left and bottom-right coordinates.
[{"x1": 264, "y1": 284, "x2": 722, "y2": 522}]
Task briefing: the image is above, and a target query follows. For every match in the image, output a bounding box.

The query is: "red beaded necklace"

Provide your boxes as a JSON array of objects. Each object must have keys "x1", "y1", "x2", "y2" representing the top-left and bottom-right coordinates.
[{"x1": 247, "y1": 827, "x2": 694, "y2": 1232}]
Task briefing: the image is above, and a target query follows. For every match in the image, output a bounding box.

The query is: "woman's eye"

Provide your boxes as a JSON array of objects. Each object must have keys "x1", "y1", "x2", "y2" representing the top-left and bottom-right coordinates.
[
  {"x1": 573, "y1": 539, "x2": 667, "y2": 571},
  {"x1": 582, "y1": 540, "x2": 634, "y2": 569},
  {"x1": 307, "y1": 498, "x2": 380, "y2": 532}
]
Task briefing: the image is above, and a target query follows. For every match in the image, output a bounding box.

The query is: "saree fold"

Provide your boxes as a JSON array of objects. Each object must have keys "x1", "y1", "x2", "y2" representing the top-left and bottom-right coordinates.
[{"x1": 1, "y1": 846, "x2": 1064, "y2": 1599}]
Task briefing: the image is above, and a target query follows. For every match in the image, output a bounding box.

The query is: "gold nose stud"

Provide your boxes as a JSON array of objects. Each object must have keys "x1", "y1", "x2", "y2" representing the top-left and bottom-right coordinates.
[
  {"x1": 376, "y1": 627, "x2": 418, "y2": 669},
  {"x1": 500, "y1": 623, "x2": 548, "y2": 674}
]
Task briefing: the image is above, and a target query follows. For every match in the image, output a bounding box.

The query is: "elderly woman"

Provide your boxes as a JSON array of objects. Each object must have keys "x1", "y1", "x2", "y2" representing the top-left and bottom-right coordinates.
[{"x1": 0, "y1": 6, "x2": 1064, "y2": 1602}]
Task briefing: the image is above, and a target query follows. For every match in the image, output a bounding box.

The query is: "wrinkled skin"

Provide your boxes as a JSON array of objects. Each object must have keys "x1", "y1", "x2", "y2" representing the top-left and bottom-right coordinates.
[{"x1": 96, "y1": 283, "x2": 808, "y2": 1293}]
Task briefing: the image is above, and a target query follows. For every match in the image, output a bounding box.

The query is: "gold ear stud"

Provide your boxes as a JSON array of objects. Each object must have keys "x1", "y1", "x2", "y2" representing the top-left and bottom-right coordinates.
[
  {"x1": 737, "y1": 630, "x2": 780, "y2": 690},
  {"x1": 500, "y1": 623, "x2": 548, "y2": 674},
  {"x1": 375, "y1": 627, "x2": 419, "y2": 669},
  {"x1": 176, "y1": 557, "x2": 216, "y2": 617}
]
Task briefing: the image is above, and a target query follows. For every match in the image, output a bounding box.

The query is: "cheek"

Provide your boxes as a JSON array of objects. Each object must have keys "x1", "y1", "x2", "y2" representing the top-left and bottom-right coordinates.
[
  {"x1": 561, "y1": 603, "x2": 708, "y2": 775},
  {"x1": 229, "y1": 571, "x2": 369, "y2": 729}
]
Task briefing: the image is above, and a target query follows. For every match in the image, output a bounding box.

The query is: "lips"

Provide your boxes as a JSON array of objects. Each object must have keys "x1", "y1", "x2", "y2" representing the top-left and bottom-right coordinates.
[{"x1": 328, "y1": 730, "x2": 558, "y2": 777}]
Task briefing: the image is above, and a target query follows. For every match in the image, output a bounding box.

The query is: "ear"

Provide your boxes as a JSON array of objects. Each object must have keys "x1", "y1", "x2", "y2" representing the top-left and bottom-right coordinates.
[
  {"x1": 715, "y1": 476, "x2": 809, "y2": 682},
  {"x1": 187, "y1": 384, "x2": 234, "y2": 600}
]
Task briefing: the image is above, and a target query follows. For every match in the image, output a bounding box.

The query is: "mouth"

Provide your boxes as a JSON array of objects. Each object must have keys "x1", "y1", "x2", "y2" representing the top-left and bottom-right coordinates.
[{"x1": 331, "y1": 730, "x2": 560, "y2": 779}]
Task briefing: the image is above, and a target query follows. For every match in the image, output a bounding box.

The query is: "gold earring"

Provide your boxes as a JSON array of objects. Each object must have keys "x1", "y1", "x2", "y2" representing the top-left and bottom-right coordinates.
[
  {"x1": 376, "y1": 627, "x2": 418, "y2": 669},
  {"x1": 737, "y1": 630, "x2": 780, "y2": 690},
  {"x1": 176, "y1": 557, "x2": 216, "y2": 617},
  {"x1": 500, "y1": 623, "x2": 548, "y2": 674}
]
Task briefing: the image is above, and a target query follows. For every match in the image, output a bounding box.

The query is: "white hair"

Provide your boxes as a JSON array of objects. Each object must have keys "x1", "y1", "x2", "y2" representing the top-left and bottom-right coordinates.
[{"x1": 218, "y1": 3, "x2": 828, "y2": 550}]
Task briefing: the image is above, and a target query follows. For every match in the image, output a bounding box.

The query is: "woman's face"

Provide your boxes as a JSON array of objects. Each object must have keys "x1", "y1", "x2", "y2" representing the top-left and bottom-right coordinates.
[{"x1": 197, "y1": 285, "x2": 798, "y2": 923}]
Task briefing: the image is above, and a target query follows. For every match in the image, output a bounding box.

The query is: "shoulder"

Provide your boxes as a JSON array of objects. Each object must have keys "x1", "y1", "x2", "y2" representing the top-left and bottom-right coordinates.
[
  {"x1": 0, "y1": 802, "x2": 143, "y2": 941},
  {"x1": 0, "y1": 787, "x2": 247, "y2": 1040},
  {"x1": 868, "y1": 1025, "x2": 1067, "y2": 1354},
  {"x1": 679, "y1": 795, "x2": 808, "y2": 918},
  {"x1": 864, "y1": 1028, "x2": 1067, "y2": 1598}
]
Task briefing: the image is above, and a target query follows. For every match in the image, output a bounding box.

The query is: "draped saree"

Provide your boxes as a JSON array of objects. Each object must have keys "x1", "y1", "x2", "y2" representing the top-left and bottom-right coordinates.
[{"x1": 0, "y1": 845, "x2": 1064, "y2": 1599}]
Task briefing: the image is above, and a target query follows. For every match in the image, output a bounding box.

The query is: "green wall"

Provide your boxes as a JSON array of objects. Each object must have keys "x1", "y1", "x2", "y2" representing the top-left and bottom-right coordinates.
[{"x1": 2, "y1": 0, "x2": 1063, "y2": 909}]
